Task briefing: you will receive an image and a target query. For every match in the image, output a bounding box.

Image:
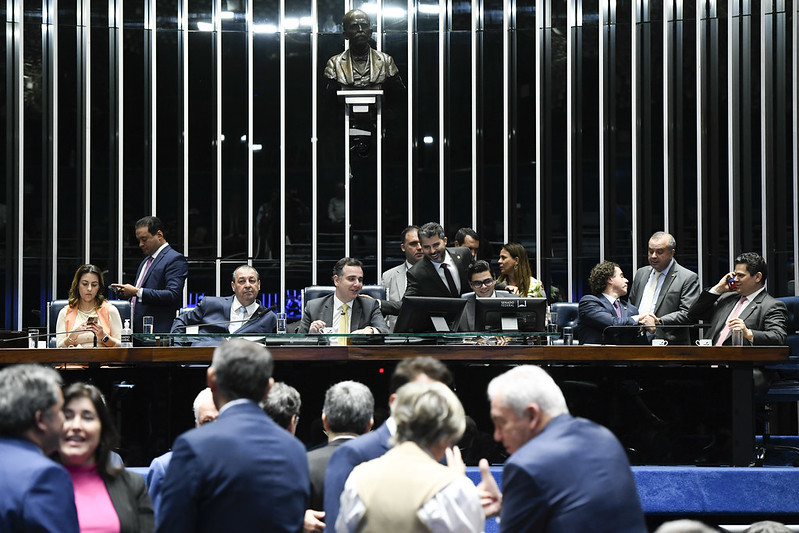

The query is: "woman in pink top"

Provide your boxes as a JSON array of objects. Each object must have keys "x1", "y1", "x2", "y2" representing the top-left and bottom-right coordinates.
[{"x1": 57, "y1": 383, "x2": 153, "y2": 533}]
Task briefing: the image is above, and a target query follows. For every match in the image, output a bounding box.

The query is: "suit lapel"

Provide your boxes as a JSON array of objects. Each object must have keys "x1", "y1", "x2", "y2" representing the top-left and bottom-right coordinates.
[
  {"x1": 421, "y1": 259, "x2": 448, "y2": 294},
  {"x1": 654, "y1": 263, "x2": 678, "y2": 312},
  {"x1": 321, "y1": 295, "x2": 335, "y2": 327},
  {"x1": 737, "y1": 291, "x2": 765, "y2": 322},
  {"x1": 237, "y1": 303, "x2": 266, "y2": 333},
  {"x1": 141, "y1": 246, "x2": 169, "y2": 286}
]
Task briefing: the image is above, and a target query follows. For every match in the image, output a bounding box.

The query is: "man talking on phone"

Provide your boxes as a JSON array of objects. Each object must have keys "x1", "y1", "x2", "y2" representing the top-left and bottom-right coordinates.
[
  {"x1": 111, "y1": 216, "x2": 188, "y2": 334},
  {"x1": 688, "y1": 252, "x2": 787, "y2": 346}
]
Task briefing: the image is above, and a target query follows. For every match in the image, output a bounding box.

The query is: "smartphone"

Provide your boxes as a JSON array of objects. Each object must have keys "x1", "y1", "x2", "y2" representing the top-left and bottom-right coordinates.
[
  {"x1": 86, "y1": 317, "x2": 96, "y2": 325},
  {"x1": 727, "y1": 277, "x2": 738, "y2": 290}
]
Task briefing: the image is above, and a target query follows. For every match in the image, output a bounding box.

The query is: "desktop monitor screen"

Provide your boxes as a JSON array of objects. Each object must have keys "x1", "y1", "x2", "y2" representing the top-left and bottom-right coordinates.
[
  {"x1": 394, "y1": 296, "x2": 468, "y2": 333},
  {"x1": 474, "y1": 297, "x2": 547, "y2": 333}
]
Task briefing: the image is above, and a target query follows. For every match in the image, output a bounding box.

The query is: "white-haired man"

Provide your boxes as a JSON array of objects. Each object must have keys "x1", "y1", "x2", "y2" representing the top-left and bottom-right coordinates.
[{"x1": 478, "y1": 365, "x2": 646, "y2": 533}]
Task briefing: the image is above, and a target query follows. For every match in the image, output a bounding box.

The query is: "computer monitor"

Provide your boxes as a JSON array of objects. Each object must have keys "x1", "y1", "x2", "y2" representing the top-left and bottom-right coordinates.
[
  {"x1": 473, "y1": 297, "x2": 547, "y2": 333},
  {"x1": 394, "y1": 296, "x2": 468, "y2": 333}
]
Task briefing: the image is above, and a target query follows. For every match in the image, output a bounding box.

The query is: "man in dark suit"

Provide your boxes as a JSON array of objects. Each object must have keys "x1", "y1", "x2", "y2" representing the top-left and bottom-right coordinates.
[
  {"x1": 157, "y1": 340, "x2": 309, "y2": 533},
  {"x1": 628, "y1": 232, "x2": 701, "y2": 345},
  {"x1": 577, "y1": 261, "x2": 656, "y2": 344},
  {"x1": 477, "y1": 365, "x2": 647, "y2": 533},
  {"x1": 688, "y1": 252, "x2": 788, "y2": 345},
  {"x1": 306, "y1": 381, "x2": 374, "y2": 531},
  {"x1": 112, "y1": 216, "x2": 188, "y2": 333},
  {"x1": 323, "y1": 357, "x2": 452, "y2": 532},
  {"x1": 298, "y1": 257, "x2": 388, "y2": 337},
  {"x1": 0, "y1": 364, "x2": 80, "y2": 533},
  {"x1": 170, "y1": 265, "x2": 276, "y2": 344}
]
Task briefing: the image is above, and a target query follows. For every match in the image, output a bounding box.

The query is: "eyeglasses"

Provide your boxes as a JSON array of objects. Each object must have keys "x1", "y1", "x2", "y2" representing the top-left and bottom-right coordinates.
[{"x1": 470, "y1": 278, "x2": 495, "y2": 288}]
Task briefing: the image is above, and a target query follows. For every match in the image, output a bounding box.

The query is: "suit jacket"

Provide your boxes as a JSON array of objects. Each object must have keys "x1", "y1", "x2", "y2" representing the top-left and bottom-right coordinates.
[
  {"x1": 170, "y1": 296, "x2": 276, "y2": 345},
  {"x1": 0, "y1": 437, "x2": 80, "y2": 533},
  {"x1": 324, "y1": 48, "x2": 400, "y2": 89},
  {"x1": 297, "y1": 294, "x2": 389, "y2": 334},
  {"x1": 307, "y1": 438, "x2": 350, "y2": 512},
  {"x1": 156, "y1": 400, "x2": 309, "y2": 533},
  {"x1": 628, "y1": 261, "x2": 701, "y2": 345},
  {"x1": 323, "y1": 422, "x2": 392, "y2": 533},
  {"x1": 381, "y1": 262, "x2": 409, "y2": 331},
  {"x1": 500, "y1": 414, "x2": 646, "y2": 533},
  {"x1": 133, "y1": 245, "x2": 189, "y2": 333},
  {"x1": 106, "y1": 468, "x2": 155, "y2": 533},
  {"x1": 577, "y1": 294, "x2": 645, "y2": 345},
  {"x1": 688, "y1": 289, "x2": 788, "y2": 345},
  {"x1": 146, "y1": 451, "x2": 172, "y2": 520}
]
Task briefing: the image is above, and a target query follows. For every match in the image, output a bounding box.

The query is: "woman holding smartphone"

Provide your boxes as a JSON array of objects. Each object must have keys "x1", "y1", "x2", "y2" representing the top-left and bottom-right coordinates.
[{"x1": 56, "y1": 264, "x2": 122, "y2": 347}]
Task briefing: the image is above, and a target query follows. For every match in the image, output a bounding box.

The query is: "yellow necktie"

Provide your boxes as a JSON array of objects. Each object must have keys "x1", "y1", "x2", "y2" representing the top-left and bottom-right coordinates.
[{"x1": 338, "y1": 304, "x2": 349, "y2": 346}]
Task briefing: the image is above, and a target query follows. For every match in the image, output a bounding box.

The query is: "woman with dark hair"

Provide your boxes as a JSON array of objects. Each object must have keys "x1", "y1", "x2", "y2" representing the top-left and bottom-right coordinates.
[
  {"x1": 58, "y1": 383, "x2": 153, "y2": 532},
  {"x1": 56, "y1": 264, "x2": 121, "y2": 348},
  {"x1": 496, "y1": 242, "x2": 546, "y2": 298}
]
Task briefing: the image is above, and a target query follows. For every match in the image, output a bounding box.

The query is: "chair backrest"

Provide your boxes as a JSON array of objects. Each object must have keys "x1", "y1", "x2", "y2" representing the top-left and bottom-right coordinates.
[
  {"x1": 551, "y1": 302, "x2": 579, "y2": 329},
  {"x1": 777, "y1": 296, "x2": 799, "y2": 356},
  {"x1": 301, "y1": 285, "x2": 387, "y2": 320}
]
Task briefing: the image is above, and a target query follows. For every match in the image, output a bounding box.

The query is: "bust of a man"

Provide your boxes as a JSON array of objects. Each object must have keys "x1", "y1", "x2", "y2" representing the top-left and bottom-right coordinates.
[{"x1": 324, "y1": 9, "x2": 402, "y2": 90}]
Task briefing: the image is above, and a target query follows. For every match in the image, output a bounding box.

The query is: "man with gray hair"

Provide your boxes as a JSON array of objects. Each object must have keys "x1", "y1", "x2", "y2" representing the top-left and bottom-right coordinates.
[
  {"x1": 0, "y1": 364, "x2": 80, "y2": 532},
  {"x1": 261, "y1": 382, "x2": 302, "y2": 435},
  {"x1": 306, "y1": 380, "x2": 374, "y2": 528},
  {"x1": 653, "y1": 519, "x2": 717, "y2": 533},
  {"x1": 478, "y1": 365, "x2": 646, "y2": 533},
  {"x1": 157, "y1": 340, "x2": 309, "y2": 533}
]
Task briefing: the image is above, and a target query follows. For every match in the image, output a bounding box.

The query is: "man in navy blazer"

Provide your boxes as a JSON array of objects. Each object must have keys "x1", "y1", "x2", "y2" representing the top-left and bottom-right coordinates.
[
  {"x1": 628, "y1": 232, "x2": 701, "y2": 345},
  {"x1": 322, "y1": 357, "x2": 453, "y2": 532},
  {"x1": 171, "y1": 265, "x2": 276, "y2": 345},
  {"x1": 0, "y1": 364, "x2": 80, "y2": 533},
  {"x1": 157, "y1": 340, "x2": 309, "y2": 533},
  {"x1": 577, "y1": 260, "x2": 656, "y2": 345},
  {"x1": 688, "y1": 252, "x2": 787, "y2": 345},
  {"x1": 112, "y1": 216, "x2": 188, "y2": 333},
  {"x1": 477, "y1": 365, "x2": 647, "y2": 533},
  {"x1": 298, "y1": 257, "x2": 388, "y2": 336}
]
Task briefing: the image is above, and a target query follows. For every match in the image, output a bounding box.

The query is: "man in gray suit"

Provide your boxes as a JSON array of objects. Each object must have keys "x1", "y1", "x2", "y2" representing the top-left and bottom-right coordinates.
[
  {"x1": 688, "y1": 252, "x2": 787, "y2": 345},
  {"x1": 380, "y1": 226, "x2": 423, "y2": 331},
  {"x1": 298, "y1": 257, "x2": 389, "y2": 337},
  {"x1": 628, "y1": 232, "x2": 701, "y2": 345}
]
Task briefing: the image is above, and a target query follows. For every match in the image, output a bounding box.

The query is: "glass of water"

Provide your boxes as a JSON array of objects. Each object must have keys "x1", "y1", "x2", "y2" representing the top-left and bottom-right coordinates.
[{"x1": 143, "y1": 316, "x2": 154, "y2": 335}]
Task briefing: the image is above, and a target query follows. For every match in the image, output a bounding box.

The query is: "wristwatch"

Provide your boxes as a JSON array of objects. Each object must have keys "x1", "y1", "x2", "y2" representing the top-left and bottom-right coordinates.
[{"x1": 101, "y1": 335, "x2": 110, "y2": 344}]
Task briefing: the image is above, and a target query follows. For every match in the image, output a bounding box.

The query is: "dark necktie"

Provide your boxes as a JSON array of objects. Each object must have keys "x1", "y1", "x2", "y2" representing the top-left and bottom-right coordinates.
[
  {"x1": 613, "y1": 299, "x2": 622, "y2": 318},
  {"x1": 440, "y1": 263, "x2": 459, "y2": 297}
]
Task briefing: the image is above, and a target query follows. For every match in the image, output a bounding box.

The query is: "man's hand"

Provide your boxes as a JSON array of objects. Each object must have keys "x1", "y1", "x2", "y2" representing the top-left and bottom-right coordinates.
[
  {"x1": 712, "y1": 272, "x2": 736, "y2": 294},
  {"x1": 351, "y1": 327, "x2": 375, "y2": 334},
  {"x1": 303, "y1": 509, "x2": 325, "y2": 533},
  {"x1": 477, "y1": 458, "x2": 502, "y2": 518},
  {"x1": 727, "y1": 317, "x2": 753, "y2": 341},
  {"x1": 308, "y1": 320, "x2": 327, "y2": 334},
  {"x1": 110, "y1": 283, "x2": 137, "y2": 299}
]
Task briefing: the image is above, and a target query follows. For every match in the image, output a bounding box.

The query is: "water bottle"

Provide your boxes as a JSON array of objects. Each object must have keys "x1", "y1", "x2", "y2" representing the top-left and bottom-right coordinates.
[
  {"x1": 121, "y1": 319, "x2": 133, "y2": 348},
  {"x1": 545, "y1": 304, "x2": 552, "y2": 326}
]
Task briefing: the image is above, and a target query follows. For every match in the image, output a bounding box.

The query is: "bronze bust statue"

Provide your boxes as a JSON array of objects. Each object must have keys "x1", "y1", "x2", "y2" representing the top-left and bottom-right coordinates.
[{"x1": 324, "y1": 9, "x2": 402, "y2": 90}]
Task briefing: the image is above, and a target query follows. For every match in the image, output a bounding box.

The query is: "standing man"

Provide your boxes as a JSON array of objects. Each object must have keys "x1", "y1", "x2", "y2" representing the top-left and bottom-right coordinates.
[
  {"x1": 453, "y1": 227, "x2": 481, "y2": 259},
  {"x1": 688, "y1": 252, "x2": 787, "y2": 345},
  {"x1": 628, "y1": 232, "x2": 701, "y2": 344},
  {"x1": 298, "y1": 257, "x2": 388, "y2": 336},
  {"x1": 380, "y1": 226, "x2": 423, "y2": 331},
  {"x1": 157, "y1": 340, "x2": 309, "y2": 533},
  {"x1": 477, "y1": 365, "x2": 647, "y2": 533},
  {"x1": 171, "y1": 264, "x2": 276, "y2": 343},
  {"x1": 0, "y1": 364, "x2": 80, "y2": 533},
  {"x1": 112, "y1": 216, "x2": 188, "y2": 333},
  {"x1": 323, "y1": 357, "x2": 453, "y2": 532},
  {"x1": 577, "y1": 261, "x2": 656, "y2": 344}
]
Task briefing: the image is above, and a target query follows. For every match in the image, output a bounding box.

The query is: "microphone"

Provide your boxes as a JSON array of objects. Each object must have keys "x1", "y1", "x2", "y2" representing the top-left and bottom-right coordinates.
[
  {"x1": 1, "y1": 329, "x2": 98, "y2": 347},
  {"x1": 600, "y1": 323, "x2": 710, "y2": 345}
]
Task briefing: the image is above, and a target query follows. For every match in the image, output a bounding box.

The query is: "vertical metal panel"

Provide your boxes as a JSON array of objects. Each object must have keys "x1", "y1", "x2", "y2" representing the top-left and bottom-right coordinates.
[
  {"x1": 311, "y1": 0, "x2": 319, "y2": 285},
  {"x1": 376, "y1": 0, "x2": 383, "y2": 278},
  {"x1": 80, "y1": 0, "x2": 91, "y2": 264},
  {"x1": 9, "y1": 0, "x2": 24, "y2": 328},
  {"x1": 471, "y1": 0, "x2": 478, "y2": 229},
  {"x1": 502, "y1": 0, "x2": 510, "y2": 242},
  {"x1": 695, "y1": 0, "x2": 705, "y2": 284},
  {"x1": 247, "y1": 0, "x2": 254, "y2": 263},
  {"x1": 215, "y1": 0, "x2": 223, "y2": 293},
  {"x1": 794, "y1": 0, "x2": 799, "y2": 294},
  {"x1": 631, "y1": 0, "x2": 640, "y2": 266},
  {"x1": 599, "y1": 0, "x2": 606, "y2": 261},
  {"x1": 180, "y1": 0, "x2": 189, "y2": 269},
  {"x1": 145, "y1": 0, "x2": 156, "y2": 210},
  {"x1": 114, "y1": 0, "x2": 125, "y2": 287},
  {"x1": 45, "y1": 0, "x2": 59, "y2": 293},
  {"x1": 280, "y1": 0, "x2": 287, "y2": 303},
  {"x1": 727, "y1": 0, "x2": 739, "y2": 265},
  {"x1": 439, "y1": 0, "x2": 445, "y2": 221},
  {"x1": 663, "y1": 0, "x2": 671, "y2": 232},
  {"x1": 566, "y1": 0, "x2": 575, "y2": 283},
  {"x1": 407, "y1": 0, "x2": 414, "y2": 224},
  {"x1": 534, "y1": 0, "x2": 544, "y2": 281}
]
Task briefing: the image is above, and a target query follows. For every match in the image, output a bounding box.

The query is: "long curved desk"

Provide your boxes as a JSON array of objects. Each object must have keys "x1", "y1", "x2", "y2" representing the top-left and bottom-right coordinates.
[{"x1": 0, "y1": 344, "x2": 789, "y2": 467}]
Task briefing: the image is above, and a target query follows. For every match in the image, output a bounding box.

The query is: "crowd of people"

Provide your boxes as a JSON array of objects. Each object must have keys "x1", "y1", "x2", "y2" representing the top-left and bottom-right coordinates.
[{"x1": 2, "y1": 349, "x2": 794, "y2": 532}]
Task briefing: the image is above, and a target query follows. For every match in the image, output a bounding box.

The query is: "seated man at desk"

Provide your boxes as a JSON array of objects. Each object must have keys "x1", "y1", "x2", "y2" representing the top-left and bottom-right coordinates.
[
  {"x1": 460, "y1": 260, "x2": 518, "y2": 331},
  {"x1": 577, "y1": 261, "x2": 656, "y2": 345},
  {"x1": 298, "y1": 257, "x2": 389, "y2": 341},
  {"x1": 170, "y1": 265, "x2": 276, "y2": 345},
  {"x1": 688, "y1": 252, "x2": 787, "y2": 345}
]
